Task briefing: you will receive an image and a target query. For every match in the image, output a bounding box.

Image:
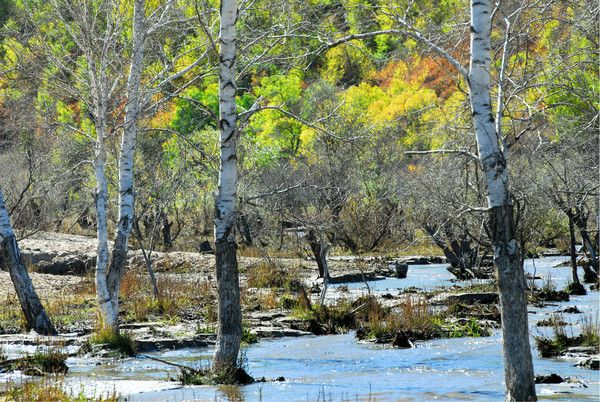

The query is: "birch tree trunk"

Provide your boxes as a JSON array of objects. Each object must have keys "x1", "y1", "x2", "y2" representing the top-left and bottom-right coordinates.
[
  {"x1": 0, "y1": 189, "x2": 56, "y2": 335},
  {"x1": 106, "y1": 0, "x2": 147, "y2": 333},
  {"x1": 212, "y1": 0, "x2": 242, "y2": 371},
  {"x1": 469, "y1": 0, "x2": 536, "y2": 399},
  {"x1": 93, "y1": 113, "x2": 117, "y2": 330}
]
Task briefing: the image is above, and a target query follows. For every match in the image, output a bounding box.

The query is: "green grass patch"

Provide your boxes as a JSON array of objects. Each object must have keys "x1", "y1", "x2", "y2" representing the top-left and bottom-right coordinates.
[
  {"x1": 1, "y1": 375, "x2": 119, "y2": 401},
  {"x1": 89, "y1": 328, "x2": 137, "y2": 357},
  {"x1": 444, "y1": 318, "x2": 492, "y2": 338},
  {"x1": 535, "y1": 317, "x2": 599, "y2": 357},
  {"x1": 2, "y1": 349, "x2": 68, "y2": 376},
  {"x1": 356, "y1": 297, "x2": 492, "y2": 345},
  {"x1": 242, "y1": 326, "x2": 258, "y2": 345}
]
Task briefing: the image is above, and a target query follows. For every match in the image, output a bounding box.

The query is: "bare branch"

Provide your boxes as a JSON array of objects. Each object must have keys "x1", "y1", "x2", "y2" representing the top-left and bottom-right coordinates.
[
  {"x1": 405, "y1": 149, "x2": 479, "y2": 162},
  {"x1": 319, "y1": 24, "x2": 468, "y2": 79}
]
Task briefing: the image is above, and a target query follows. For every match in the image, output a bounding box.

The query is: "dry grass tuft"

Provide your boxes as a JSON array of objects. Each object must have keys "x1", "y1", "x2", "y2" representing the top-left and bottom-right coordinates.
[{"x1": 0, "y1": 375, "x2": 118, "y2": 402}]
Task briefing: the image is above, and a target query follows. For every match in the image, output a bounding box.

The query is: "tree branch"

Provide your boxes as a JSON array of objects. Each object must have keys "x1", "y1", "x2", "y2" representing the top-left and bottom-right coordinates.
[
  {"x1": 320, "y1": 24, "x2": 468, "y2": 79},
  {"x1": 405, "y1": 149, "x2": 479, "y2": 162}
]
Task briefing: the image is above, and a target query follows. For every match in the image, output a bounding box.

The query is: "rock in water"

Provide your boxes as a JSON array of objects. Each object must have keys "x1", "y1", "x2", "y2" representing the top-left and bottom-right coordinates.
[
  {"x1": 392, "y1": 332, "x2": 414, "y2": 348},
  {"x1": 390, "y1": 261, "x2": 408, "y2": 278},
  {"x1": 577, "y1": 357, "x2": 600, "y2": 370},
  {"x1": 535, "y1": 373, "x2": 565, "y2": 384},
  {"x1": 560, "y1": 306, "x2": 582, "y2": 314}
]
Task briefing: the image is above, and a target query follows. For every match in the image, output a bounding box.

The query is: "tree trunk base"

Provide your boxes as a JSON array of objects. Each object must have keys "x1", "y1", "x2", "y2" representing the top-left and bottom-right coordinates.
[
  {"x1": 212, "y1": 237, "x2": 242, "y2": 371},
  {"x1": 490, "y1": 204, "x2": 536, "y2": 401},
  {"x1": 1, "y1": 235, "x2": 57, "y2": 336}
]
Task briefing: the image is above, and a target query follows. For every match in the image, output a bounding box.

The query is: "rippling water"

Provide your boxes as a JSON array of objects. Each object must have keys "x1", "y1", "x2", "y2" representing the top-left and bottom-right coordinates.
[{"x1": 18, "y1": 257, "x2": 600, "y2": 401}]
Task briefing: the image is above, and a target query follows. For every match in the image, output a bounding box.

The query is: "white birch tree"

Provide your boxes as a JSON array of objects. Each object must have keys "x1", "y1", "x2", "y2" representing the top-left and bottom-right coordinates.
[
  {"x1": 212, "y1": 0, "x2": 243, "y2": 371},
  {"x1": 103, "y1": 0, "x2": 211, "y2": 333},
  {"x1": 105, "y1": 0, "x2": 147, "y2": 332},
  {"x1": 14, "y1": 0, "x2": 205, "y2": 334},
  {"x1": 316, "y1": 1, "x2": 538, "y2": 399},
  {"x1": 468, "y1": 1, "x2": 535, "y2": 399}
]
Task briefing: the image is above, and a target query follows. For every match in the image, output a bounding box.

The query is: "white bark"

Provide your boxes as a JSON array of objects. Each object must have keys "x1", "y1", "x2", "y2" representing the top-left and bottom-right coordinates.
[
  {"x1": 214, "y1": 0, "x2": 238, "y2": 243},
  {"x1": 469, "y1": 0, "x2": 508, "y2": 209},
  {"x1": 0, "y1": 188, "x2": 56, "y2": 335},
  {"x1": 23, "y1": 0, "x2": 192, "y2": 334},
  {"x1": 93, "y1": 112, "x2": 117, "y2": 330},
  {"x1": 212, "y1": 0, "x2": 242, "y2": 371},
  {"x1": 86, "y1": 27, "x2": 117, "y2": 329},
  {"x1": 107, "y1": 0, "x2": 147, "y2": 330},
  {"x1": 469, "y1": 0, "x2": 536, "y2": 400}
]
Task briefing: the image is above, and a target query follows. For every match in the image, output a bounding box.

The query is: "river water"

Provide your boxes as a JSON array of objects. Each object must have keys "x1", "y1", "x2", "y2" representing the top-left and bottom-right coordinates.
[{"x1": 10, "y1": 257, "x2": 600, "y2": 401}]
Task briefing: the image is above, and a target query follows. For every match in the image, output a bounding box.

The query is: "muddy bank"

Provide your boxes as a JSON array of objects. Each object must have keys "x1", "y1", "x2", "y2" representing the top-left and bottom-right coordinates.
[{"x1": 13, "y1": 232, "x2": 446, "y2": 277}]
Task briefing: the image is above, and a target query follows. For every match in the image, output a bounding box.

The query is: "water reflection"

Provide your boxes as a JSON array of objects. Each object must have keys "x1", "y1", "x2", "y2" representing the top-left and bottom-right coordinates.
[{"x1": 218, "y1": 384, "x2": 245, "y2": 401}]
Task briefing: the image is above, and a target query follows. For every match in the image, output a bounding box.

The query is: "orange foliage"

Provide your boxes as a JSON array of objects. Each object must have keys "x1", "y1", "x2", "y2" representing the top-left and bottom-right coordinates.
[
  {"x1": 371, "y1": 60, "x2": 406, "y2": 89},
  {"x1": 68, "y1": 102, "x2": 81, "y2": 124},
  {"x1": 411, "y1": 57, "x2": 458, "y2": 100},
  {"x1": 371, "y1": 53, "x2": 467, "y2": 100}
]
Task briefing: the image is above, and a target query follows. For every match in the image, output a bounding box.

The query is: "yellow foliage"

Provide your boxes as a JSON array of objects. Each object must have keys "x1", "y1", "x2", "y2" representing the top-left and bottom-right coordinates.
[
  {"x1": 150, "y1": 102, "x2": 176, "y2": 128},
  {"x1": 321, "y1": 42, "x2": 375, "y2": 85}
]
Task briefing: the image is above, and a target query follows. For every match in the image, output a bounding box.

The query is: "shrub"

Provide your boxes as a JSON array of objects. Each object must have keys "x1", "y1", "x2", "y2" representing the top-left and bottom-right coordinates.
[
  {"x1": 536, "y1": 314, "x2": 567, "y2": 327},
  {"x1": 179, "y1": 366, "x2": 255, "y2": 386},
  {"x1": 566, "y1": 282, "x2": 587, "y2": 296},
  {"x1": 535, "y1": 325, "x2": 574, "y2": 358},
  {"x1": 119, "y1": 272, "x2": 213, "y2": 324},
  {"x1": 279, "y1": 293, "x2": 297, "y2": 309},
  {"x1": 529, "y1": 276, "x2": 569, "y2": 302},
  {"x1": 580, "y1": 316, "x2": 600, "y2": 348},
  {"x1": 246, "y1": 261, "x2": 303, "y2": 291},
  {"x1": 535, "y1": 316, "x2": 599, "y2": 357},
  {"x1": 291, "y1": 299, "x2": 358, "y2": 335},
  {"x1": 445, "y1": 301, "x2": 501, "y2": 323},
  {"x1": 8, "y1": 349, "x2": 68, "y2": 376},
  {"x1": 357, "y1": 297, "x2": 492, "y2": 344},
  {"x1": 255, "y1": 289, "x2": 279, "y2": 310},
  {"x1": 242, "y1": 326, "x2": 258, "y2": 345},
  {"x1": 89, "y1": 327, "x2": 136, "y2": 357},
  {"x1": 178, "y1": 352, "x2": 255, "y2": 386}
]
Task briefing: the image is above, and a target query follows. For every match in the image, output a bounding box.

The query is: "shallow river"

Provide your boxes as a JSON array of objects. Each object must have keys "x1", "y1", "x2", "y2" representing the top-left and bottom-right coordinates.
[{"x1": 18, "y1": 257, "x2": 600, "y2": 400}]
